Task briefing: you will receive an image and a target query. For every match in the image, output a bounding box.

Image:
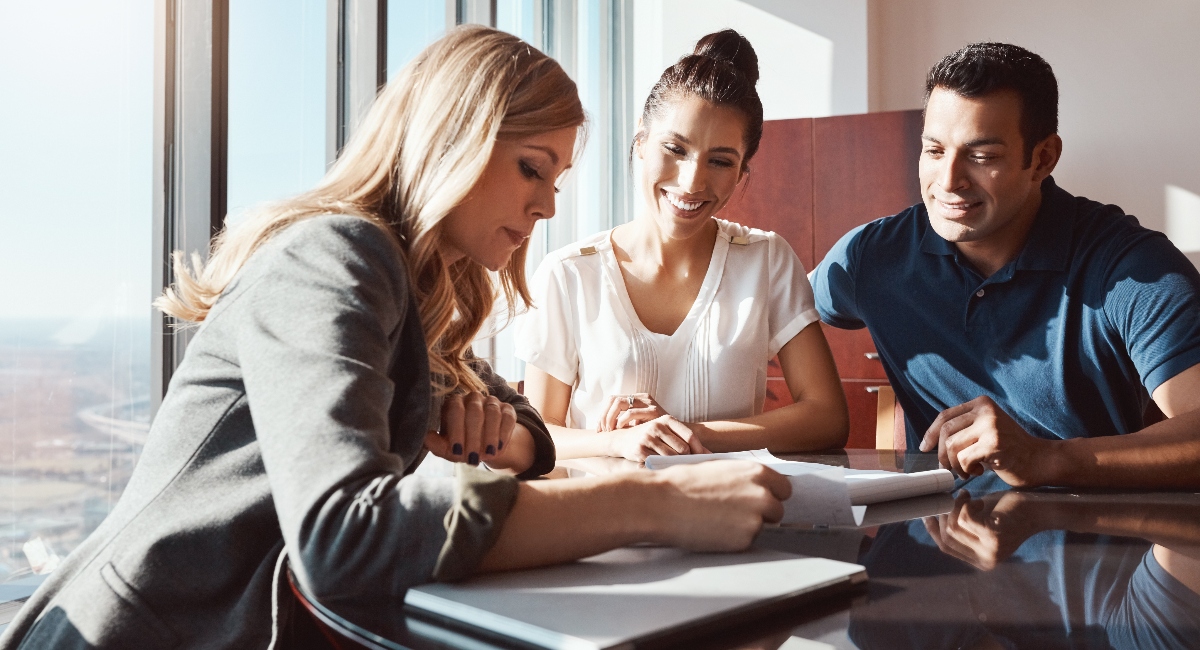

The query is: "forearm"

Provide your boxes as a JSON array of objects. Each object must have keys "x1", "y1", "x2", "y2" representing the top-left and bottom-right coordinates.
[
  {"x1": 478, "y1": 473, "x2": 660, "y2": 572},
  {"x1": 1015, "y1": 499, "x2": 1200, "y2": 545},
  {"x1": 544, "y1": 421, "x2": 617, "y2": 459},
  {"x1": 485, "y1": 424, "x2": 536, "y2": 475},
  {"x1": 1042, "y1": 408, "x2": 1200, "y2": 488},
  {"x1": 692, "y1": 398, "x2": 849, "y2": 453}
]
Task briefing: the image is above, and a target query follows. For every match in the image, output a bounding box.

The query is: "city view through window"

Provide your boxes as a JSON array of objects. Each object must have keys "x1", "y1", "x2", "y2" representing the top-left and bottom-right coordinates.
[{"x1": 0, "y1": 0, "x2": 153, "y2": 598}]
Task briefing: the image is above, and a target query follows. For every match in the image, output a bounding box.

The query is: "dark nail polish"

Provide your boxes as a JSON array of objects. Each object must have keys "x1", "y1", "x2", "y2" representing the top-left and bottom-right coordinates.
[
  {"x1": 452, "y1": 443, "x2": 463, "y2": 456},
  {"x1": 486, "y1": 445, "x2": 496, "y2": 456},
  {"x1": 497, "y1": 440, "x2": 504, "y2": 450},
  {"x1": 468, "y1": 452, "x2": 479, "y2": 465}
]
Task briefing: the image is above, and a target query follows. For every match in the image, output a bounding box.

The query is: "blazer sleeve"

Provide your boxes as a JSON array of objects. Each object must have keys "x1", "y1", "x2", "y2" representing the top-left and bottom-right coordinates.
[
  {"x1": 228, "y1": 215, "x2": 518, "y2": 600},
  {"x1": 465, "y1": 351, "x2": 557, "y2": 479}
]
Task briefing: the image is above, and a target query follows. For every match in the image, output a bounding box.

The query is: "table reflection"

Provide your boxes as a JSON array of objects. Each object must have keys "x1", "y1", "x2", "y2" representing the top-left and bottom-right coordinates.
[
  {"x1": 845, "y1": 471, "x2": 1200, "y2": 650},
  {"x1": 312, "y1": 451, "x2": 1200, "y2": 650}
]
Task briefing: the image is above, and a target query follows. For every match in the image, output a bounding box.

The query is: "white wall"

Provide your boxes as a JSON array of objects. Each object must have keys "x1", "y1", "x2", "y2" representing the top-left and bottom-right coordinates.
[
  {"x1": 631, "y1": 0, "x2": 869, "y2": 122},
  {"x1": 868, "y1": 0, "x2": 1200, "y2": 267}
]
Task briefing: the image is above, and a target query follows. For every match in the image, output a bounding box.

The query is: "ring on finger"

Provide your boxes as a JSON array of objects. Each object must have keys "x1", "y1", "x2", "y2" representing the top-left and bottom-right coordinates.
[{"x1": 626, "y1": 395, "x2": 634, "y2": 408}]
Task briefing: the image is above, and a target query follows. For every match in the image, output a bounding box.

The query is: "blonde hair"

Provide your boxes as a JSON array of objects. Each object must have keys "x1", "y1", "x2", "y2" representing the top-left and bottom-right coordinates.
[{"x1": 156, "y1": 25, "x2": 585, "y2": 395}]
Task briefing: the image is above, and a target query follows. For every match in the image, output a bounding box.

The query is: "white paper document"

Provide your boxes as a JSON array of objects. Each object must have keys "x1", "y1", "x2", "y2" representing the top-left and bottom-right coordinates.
[{"x1": 644, "y1": 450, "x2": 955, "y2": 526}]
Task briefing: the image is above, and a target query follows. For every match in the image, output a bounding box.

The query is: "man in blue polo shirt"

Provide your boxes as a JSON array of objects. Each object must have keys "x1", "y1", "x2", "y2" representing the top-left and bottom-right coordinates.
[{"x1": 811, "y1": 42, "x2": 1200, "y2": 488}]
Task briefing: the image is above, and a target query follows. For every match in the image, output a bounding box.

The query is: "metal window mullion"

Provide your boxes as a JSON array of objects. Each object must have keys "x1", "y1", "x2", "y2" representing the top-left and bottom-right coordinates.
[
  {"x1": 457, "y1": 0, "x2": 495, "y2": 26},
  {"x1": 331, "y1": 0, "x2": 386, "y2": 155},
  {"x1": 607, "y1": 0, "x2": 634, "y2": 229},
  {"x1": 152, "y1": 0, "x2": 229, "y2": 414}
]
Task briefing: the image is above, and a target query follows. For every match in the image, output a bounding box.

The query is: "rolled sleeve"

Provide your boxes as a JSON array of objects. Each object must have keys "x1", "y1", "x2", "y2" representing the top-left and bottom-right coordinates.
[
  {"x1": 433, "y1": 466, "x2": 520, "y2": 582},
  {"x1": 766, "y1": 233, "x2": 821, "y2": 356}
]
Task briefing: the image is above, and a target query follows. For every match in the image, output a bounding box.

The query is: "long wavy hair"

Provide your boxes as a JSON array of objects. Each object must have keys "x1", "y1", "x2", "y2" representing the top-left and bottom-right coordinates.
[{"x1": 155, "y1": 25, "x2": 585, "y2": 395}]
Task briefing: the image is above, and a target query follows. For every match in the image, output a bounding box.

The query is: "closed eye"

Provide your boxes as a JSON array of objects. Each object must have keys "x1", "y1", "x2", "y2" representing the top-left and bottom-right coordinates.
[
  {"x1": 662, "y1": 143, "x2": 686, "y2": 156},
  {"x1": 519, "y1": 160, "x2": 543, "y2": 180}
]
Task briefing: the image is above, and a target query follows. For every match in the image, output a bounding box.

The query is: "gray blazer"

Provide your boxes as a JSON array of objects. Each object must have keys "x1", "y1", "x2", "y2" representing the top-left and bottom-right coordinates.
[{"x1": 1, "y1": 215, "x2": 555, "y2": 649}]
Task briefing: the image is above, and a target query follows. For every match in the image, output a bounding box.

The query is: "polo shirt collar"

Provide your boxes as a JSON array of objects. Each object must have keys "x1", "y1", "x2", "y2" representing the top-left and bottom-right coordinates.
[
  {"x1": 919, "y1": 205, "x2": 956, "y2": 256},
  {"x1": 917, "y1": 176, "x2": 1074, "y2": 272},
  {"x1": 1014, "y1": 176, "x2": 1074, "y2": 272}
]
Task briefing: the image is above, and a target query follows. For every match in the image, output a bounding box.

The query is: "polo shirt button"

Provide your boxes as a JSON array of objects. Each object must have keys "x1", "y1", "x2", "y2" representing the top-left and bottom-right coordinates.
[{"x1": 976, "y1": 289, "x2": 985, "y2": 297}]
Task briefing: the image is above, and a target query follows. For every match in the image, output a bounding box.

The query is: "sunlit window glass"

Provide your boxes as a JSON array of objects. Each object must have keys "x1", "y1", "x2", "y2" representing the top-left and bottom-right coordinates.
[
  {"x1": 227, "y1": 0, "x2": 328, "y2": 224},
  {"x1": 0, "y1": 0, "x2": 154, "y2": 600},
  {"x1": 387, "y1": 0, "x2": 448, "y2": 79}
]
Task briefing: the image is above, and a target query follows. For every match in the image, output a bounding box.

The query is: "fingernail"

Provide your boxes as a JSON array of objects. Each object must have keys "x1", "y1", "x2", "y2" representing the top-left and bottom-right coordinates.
[
  {"x1": 497, "y1": 440, "x2": 504, "y2": 450},
  {"x1": 486, "y1": 445, "x2": 496, "y2": 456},
  {"x1": 468, "y1": 452, "x2": 479, "y2": 465},
  {"x1": 452, "y1": 443, "x2": 463, "y2": 456}
]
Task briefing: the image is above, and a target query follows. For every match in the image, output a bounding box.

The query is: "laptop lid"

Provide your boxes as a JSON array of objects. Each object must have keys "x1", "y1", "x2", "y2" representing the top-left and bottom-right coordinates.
[{"x1": 405, "y1": 547, "x2": 866, "y2": 650}]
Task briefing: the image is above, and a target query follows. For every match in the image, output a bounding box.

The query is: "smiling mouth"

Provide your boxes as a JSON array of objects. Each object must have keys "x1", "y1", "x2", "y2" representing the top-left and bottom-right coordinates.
[
  {"x1": 661, "y1": 189, "x2": 707, "y2": 215},
  {"x1": 934, "y1": 198, "x2": 982, "y2": 216}
]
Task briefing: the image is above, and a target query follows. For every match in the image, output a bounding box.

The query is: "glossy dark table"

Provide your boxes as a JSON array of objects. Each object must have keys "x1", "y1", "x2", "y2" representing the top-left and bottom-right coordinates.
[{"x1": 302, "y1": 450, "x2": 1200, "y2": 650}]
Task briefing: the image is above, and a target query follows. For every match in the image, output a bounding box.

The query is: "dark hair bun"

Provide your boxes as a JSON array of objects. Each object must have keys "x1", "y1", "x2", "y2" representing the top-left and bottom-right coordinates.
[{"x1": 693, "y1": 29, "x2": 759, "y2": 86}]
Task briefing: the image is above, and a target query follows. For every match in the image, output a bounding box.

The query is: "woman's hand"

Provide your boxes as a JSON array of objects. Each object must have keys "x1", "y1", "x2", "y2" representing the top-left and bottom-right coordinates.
[
  {"x1": 596, "y1": 392, "x2": 670, "y2": 431},
  {"x1": 650, "y1": 460, "x2": 792, "y2": 551},
  {"x1": 424, "y1": 391, "x2": 516, "y2": 466},
  {"x1": 605, "y1": 415, "x2": 710, "y2": 462}
]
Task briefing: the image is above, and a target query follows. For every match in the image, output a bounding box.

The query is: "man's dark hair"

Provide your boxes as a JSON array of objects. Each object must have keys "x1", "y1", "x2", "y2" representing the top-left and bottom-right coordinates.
[{"x1": 925, "y1": 42, "x2": 1058, "y2": 168}]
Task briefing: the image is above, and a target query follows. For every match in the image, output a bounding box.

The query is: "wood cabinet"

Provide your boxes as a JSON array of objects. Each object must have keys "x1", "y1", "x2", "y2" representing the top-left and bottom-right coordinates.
[{"x1": 722, "y1": 110, "x2": 924, "y2": 448}]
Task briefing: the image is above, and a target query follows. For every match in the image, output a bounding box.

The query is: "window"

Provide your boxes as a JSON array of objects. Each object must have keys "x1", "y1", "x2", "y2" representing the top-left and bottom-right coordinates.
[
  {"x1": 0, "y1": 0, "x2": 154, "y2": 598},
  {"x1": 227, "y1": 0, "x2": 329, "y2": 224}
]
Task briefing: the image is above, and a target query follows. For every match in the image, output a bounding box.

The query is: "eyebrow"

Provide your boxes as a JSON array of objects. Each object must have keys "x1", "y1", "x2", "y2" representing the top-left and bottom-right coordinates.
[
  {"x1": 665, "y1": 131, "x2": 743, "y2": 157},
  {"x1": 522, "y1": 145, "x2": 560, "y2": 166},
  {"x1": 922, "y1": 135, "x2": 1007, "y2": 148}
]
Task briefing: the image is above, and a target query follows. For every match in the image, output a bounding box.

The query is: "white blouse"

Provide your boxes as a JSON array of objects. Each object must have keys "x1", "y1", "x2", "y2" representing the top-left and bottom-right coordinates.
[{"x1": 514, "y1": 219, "x2": 820, "y2": 430}]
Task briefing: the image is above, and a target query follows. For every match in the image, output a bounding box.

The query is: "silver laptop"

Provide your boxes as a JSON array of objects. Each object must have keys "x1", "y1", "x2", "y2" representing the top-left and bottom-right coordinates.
[{"x1": 405, "y1": 547, "x2": 866, "y2": 650}]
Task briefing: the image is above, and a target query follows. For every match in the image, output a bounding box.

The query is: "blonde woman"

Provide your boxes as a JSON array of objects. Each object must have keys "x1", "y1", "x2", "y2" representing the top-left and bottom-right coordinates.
[
  {"x1": 1, "y1": 26, "x2": 790, "y2": 650},
  {"x1": 516, "y1": 31, "x2": 849, "y2": 462}
]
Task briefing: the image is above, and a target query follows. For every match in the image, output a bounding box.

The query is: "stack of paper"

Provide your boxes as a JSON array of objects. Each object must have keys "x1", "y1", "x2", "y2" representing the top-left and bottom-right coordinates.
[{"x1": 644, "y1": 450, "x2": 955, "y2": 526}]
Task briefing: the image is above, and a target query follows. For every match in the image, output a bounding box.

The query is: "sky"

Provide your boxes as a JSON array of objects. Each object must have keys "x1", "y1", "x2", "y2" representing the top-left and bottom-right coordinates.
[
  {"x1": 0, "y1": 0, "x2": 154, "y2": 322},
  {"x1": 0, "y1": 0, "x2": 455, "y2": 322}
]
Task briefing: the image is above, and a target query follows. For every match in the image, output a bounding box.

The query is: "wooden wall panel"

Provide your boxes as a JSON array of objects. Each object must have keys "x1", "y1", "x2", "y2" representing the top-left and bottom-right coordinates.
[
  {"x1": 823, "y1": 325, "x2": 887, "y2": 380},
  {"x1": 812, "y1": 109, "x2": 923, "y2": 261},
  {"x1": 720, "y1": 118, "x2": 815, "y2": 271},
  {"x1": 740, "y1": 110, "x2": 923, "y2": 449}
]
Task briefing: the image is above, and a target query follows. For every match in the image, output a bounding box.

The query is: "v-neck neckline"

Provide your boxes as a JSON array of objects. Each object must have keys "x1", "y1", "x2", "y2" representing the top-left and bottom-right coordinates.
[{"x1": 599, "y1": 224, "x2": 731, "y2": 354}]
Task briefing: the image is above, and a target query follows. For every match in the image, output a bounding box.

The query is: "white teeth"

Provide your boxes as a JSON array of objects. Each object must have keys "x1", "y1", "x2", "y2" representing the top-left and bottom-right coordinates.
[{"x1": 664, "y1": 192, "x2": 703, "y2": 212}]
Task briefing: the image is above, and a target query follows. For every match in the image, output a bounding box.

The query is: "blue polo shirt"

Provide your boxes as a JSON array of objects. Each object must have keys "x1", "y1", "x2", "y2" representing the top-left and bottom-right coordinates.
[{"x1": 812, "y1": 177, "x2": 1200, "y2": 450}]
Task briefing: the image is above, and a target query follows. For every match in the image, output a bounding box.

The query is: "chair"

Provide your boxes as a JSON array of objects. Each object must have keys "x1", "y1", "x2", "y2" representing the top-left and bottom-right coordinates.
[
  {"x1": 286, "y1": 570, "x2": 385, "y2": 650},
  {"x1": 869, "y1": 385, "x2": 906, "y2": 451}
]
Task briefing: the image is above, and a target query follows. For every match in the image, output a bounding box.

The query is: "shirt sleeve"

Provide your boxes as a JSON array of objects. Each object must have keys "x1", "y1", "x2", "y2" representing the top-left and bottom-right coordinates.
[
  {"x1": 766, "y1": 233, "x2": 821, "y2": 356},
  {"x1": 231, "y1": 216, "x2": 518, "y2": 599},
  {"x1": 513, "y1": 255, "x2": 579, "y2": 386},
  {"x1": 1102, "y1": 233, "x2": 1200, "y2": 394},
  {"x1": 810, "y1": 223, "x2": 869, "y2": 330}
]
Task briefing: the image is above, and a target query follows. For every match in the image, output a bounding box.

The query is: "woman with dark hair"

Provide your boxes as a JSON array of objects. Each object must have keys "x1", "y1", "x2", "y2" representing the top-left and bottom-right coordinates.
[
  {"x1": 517, "y1": 30, "x2": 849, "y2": 462},
  {"x1": 1, "y1": 26, "x2": 791, "y2": 649}
]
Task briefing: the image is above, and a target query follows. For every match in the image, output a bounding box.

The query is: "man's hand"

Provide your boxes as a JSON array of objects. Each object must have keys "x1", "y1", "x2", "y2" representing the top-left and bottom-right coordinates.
[
  {"x1": 596, "y1": 393, "x2": 670, "y2": 432},
  {"x1": 919, "y1": 396, "x2": 1055, "y2": 486},
  {"x1": 606, "y1": 415, "x2": 710, "y2": 462},
  {"x1": 923, "y1": 491, "x2": 1041, "y2": 571}
]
